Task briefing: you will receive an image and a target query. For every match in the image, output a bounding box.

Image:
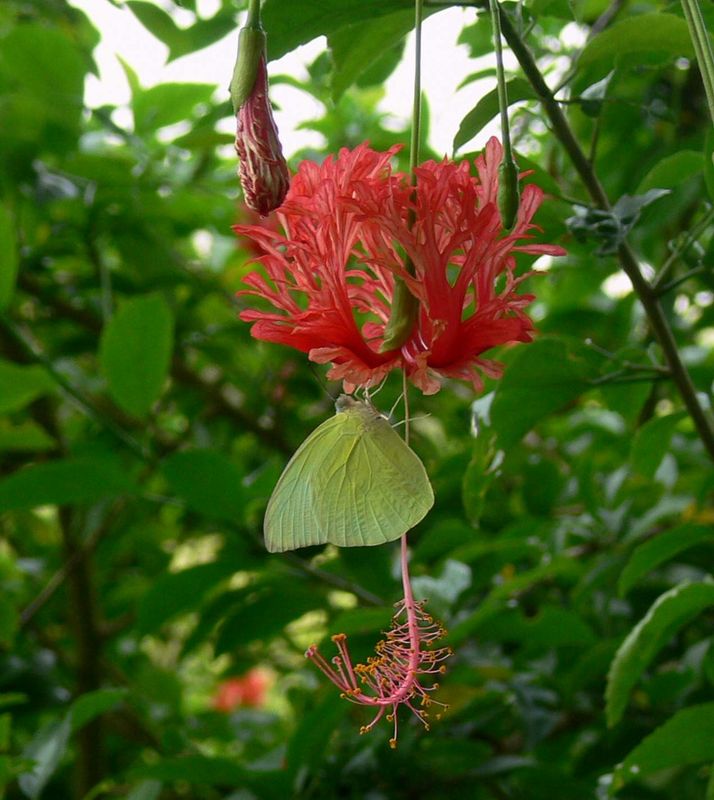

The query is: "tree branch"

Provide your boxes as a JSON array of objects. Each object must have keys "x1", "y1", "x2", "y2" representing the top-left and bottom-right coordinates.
[{"x1": 495, "y1": 8, "x2": 714, "y2": 460}]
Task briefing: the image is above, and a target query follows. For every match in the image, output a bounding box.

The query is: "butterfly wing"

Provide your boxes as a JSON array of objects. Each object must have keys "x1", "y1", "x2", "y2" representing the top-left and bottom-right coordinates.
[
  {"x1": 264, "y1": 399, "x2": 434, "y2": 553},
  {"x1": 315, "y1": 403, "x2": 434, "y2": 547},
  {"x1": 264, "y1": 412, "x2": 354, "y2": 552}
]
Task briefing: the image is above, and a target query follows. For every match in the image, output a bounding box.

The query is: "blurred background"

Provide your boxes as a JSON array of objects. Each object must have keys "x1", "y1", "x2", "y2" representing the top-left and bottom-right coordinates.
[{"x1": 0, "y1": 0, "x2": 713, "y2": 798}]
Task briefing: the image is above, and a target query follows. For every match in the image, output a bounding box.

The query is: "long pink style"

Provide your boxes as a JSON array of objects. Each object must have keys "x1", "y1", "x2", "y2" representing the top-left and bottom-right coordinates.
[{"x1": 304, "y1": 537, "x2": 452, "y2": 747}]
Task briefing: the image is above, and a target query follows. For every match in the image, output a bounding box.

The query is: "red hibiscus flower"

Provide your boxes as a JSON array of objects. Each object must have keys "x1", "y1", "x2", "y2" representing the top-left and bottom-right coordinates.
[
  {"x1": 234, "y1": 138, "x2": 565, "y2": 394},
  {"x1": 213, "y1": 669, "x2": 268, "y2": 712}
]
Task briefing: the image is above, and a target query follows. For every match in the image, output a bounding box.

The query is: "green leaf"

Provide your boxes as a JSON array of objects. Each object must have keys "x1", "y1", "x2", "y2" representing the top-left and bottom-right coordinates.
[
  {"x1": 578, "y1": 13, "x2": 694, "y2": 80},
  {"x1": 100, "y1": 294, "x2": 173, "y2": 418},
  {"x1": 0, "y1": 458, "x2": 136, "y2": 511},
  {"x1": 630, "y1": 411, "x2": 685, "y2": 479},
  {"x1": 125, "y1": 2, "x2": 183, "y2": 53},
  {"x1": 215, "y1": 587, "x2": 316, "y2": 655},
  {"x1": 0, "y1": 597, "x2": 18, "y2": 648},
  {"x1": 0, "y1": 206, "x2": 18, "y2": 311},
  {"x1": 138, "y1": 561, "x2": 236, "y2": 634},
  {"x1": 162, "y1": 450, "x2": 245, "y2": 522},
  {"x1": 0, "y1": 421, "x2": 56, "y2": 453},
  {"x1": 133, "y1": 83, "x2": 216, "y2": 133},
  {"x1": 70, "y1": 689, "x2": 127, "y2": 732},
  {"x1": 18, "y1": 717, "x2": 71, "y2": 799},
  {"x1": 637, "y1": 151, "x2": 704, "y2": 193},
  {"x1": 262, "y1": 0, "x2": 434, "y2": 61},
  {"x1": 606, "y1": 580, "x2": 714, "y2": 727},
  {"x1": 705, "y1": 129, "x2": 714, "y2": 203},
  {"x1": 126, "y1": 3, "x2": 234, "y2": 61},
  {"x1": 612, "y1": 703, "x2": 714, "y2": 790},
  {"x1": 329, "y1": 11, "x2": 413, "y2": 101},
  {"x1": 0, "y1": 25, "x2": 86, "y2": 123},
  {"x1": 285, "y1": 692, "x2": 346, "y2": 784},
  {"x1": 0, "y1": 361, "x2": 53, "y2": 414},
  {"x1": 328, "y1": 606, "x2": 393, "y2": 637},
  {"x1": 490, "y1": 338, "x2": 596, "y2": 449},
  {"x1": 618, "y1": 524, "x2": 714, "y2": 596},
  {"x1": 126, "y1": 781, "x2": 162, "y2": 800},
  {"x1": 454, "y1": 78, "x2": 535, "y2": 152},
  {"x1": 135, "y1": 755, "x2": 248, "y2": 785}
]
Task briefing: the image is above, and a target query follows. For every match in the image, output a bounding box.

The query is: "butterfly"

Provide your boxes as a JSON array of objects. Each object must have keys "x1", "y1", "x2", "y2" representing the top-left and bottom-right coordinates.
[{"x1": 264, "y1": 395, "x2": 434, "y2": 553}]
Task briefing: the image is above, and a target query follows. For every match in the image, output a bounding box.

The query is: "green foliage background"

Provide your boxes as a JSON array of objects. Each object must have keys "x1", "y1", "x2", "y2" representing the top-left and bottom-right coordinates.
[{"x1": 0, "y1": 0, "x2": 713, "y2": 798}]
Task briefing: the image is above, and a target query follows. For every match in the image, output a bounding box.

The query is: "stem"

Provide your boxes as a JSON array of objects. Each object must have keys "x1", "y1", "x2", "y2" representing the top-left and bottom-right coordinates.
[
  {"x1": 680, "y1": 0, "x2": 714, "y2": 125},
  {"x1": 379, "y1": 0, "x2": 423, "y2": 351},
  {"x1": 245, "y1": 0, "x2": 262, "y2": 29},
  {"x1": 410, "y1": 0, "x2": 424, "y2": 176},
  {"x1": 495, "y1": 7, "x2": 714, "y2": 461},
  {"x1": 489, "y1": 0, "x2": 513, "y2": 163}
]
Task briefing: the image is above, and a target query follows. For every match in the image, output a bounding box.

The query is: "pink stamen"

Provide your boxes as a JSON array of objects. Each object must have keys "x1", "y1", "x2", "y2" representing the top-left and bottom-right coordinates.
[{"x1": 304, "y1": 536, "x2": 452, "y2": 747}]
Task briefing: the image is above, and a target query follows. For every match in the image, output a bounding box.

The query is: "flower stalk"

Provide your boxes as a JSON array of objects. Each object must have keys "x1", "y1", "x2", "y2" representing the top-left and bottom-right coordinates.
[{"x1": 489, "y1": 0, "x2": 520, "y2": 230}]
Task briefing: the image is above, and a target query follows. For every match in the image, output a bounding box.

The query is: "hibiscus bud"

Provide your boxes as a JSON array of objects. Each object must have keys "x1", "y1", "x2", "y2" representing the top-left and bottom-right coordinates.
[
  {"x1": 231, "y1": 11, "x2": 289, "y2": 216},
  {"x1": 497, "y1": 156, "x2": 520, "y2": 231},
  {"x1": 380, "y1": 276, "x2": 418, "y2": 352}
]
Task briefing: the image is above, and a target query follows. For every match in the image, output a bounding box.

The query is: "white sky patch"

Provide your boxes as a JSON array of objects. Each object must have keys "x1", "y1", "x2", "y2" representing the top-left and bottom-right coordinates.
[
  {"x1": 601, "y1": 271, "x2": 632, "y2": 299},
  {"x1": 68, "y1": 0, "x2": 495, "y2": 158}
]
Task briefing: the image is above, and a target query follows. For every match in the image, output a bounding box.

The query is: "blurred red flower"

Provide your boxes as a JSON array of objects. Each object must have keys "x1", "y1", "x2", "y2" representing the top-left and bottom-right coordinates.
[
  {"x1": 213, "y1": 669, "x2": 268, "y2": 712},
  {"x1": 235, "y1": 138, "x2": 565, "y2": 394}
]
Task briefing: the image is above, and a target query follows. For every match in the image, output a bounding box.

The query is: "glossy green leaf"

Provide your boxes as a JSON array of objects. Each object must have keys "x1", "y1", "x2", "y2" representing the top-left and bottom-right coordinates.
[
  {"x1": 630, "y1": 412, "x2": 685, "y2": 479},
  {"x1": 18, "y1": 717, "x2": 71, "y2": 799},
  {"x1": 0, "y1": 361, "x2": 53, "y2": 414},
  {"x1": 262, "y1": 0, "x2": 433, "y2": 60},
  {"x1": 578, "y1": 13, "x2": 694, "y2": 79},
  {"x1": 618, "y1": 524, "x2": 714, "y2": 596},
  {"x1": 69, "y1": 688, "x2": 127, "y2": 732},
  {"x1": 162, "y1": 450, "x2": 245, "y2": 522},
  {"x1": 100, "y1": 294, "x2": 173, "y2": 418},
  {"x1": 637, "y1": 151, "x2": 704, "y2": 193},
  {"x1": 491, "y1": 338, "x2": 596, "y2": 449},
  {"x1": 135, "y1": 755, "x2": 248, "y2": 785},
  {"x1": 0, "y1": 24, "x2": 85, "y2": 123},
  {"x1": 138, "y1": 561, "x2": 236, "y2": 634},
  {"x1": 0, "y1": 597, "x2": 18, "y2": 649},
  {"x1": 612, "y1": 703, "x2": 714, "y2": 790},
  {"x1": 705, "y1": 129, "x2": 714, "y2": 203},
  {"x1": 0, "y1": 206, "x2": 18, "y2": 311},
  {"x1": 133, "y1": 83, "x2": 216, "y2": 133},
  {"x1": 125, "y1": 2, "x2": 183, "y2": 53},
  {"x1": 606, "y1": 580, "x2": 714, "y2": 727},
  {"x1": 0, "y1": 421, "x2": 56, "y2": 453},
  {"x1": 126, "y1": 781, "x2": 162, "y2": 800},
  {"x1": 215, "y1": 587, "x2": 316, "y2": 654},
  {"x1": 454, "y1": 78, "x2": 535, "y2": 151},
  {"x1": 329, "y1": 11, "x2": 413, "y2": 101},
  {"x1": 0, "y1": 458, "x2": 135, "y2": 511}
]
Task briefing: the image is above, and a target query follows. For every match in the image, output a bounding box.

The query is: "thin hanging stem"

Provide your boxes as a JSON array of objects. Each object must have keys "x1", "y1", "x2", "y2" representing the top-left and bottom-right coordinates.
[
  {"x1": 410, "y1": 0, "x2": 424, "y2": 178},
  {"x1": 489, "y1": 0, "x2": 514, "y2": 163},
  {"x1": 245, "y1": 0, "x2": 261, "y2": 29}
]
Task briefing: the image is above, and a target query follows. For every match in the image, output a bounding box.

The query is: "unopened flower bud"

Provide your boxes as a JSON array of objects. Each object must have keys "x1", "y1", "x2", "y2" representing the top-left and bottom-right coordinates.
[
  {"x1": 497, "y1": 156, "x2": 520, "y2": 231},
  {"x1": 235, "y1": 54, "x2": 290, "y2": 216},
  {"x1": 231, "y1": 14, "x2": 289, "y2": 216}
]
